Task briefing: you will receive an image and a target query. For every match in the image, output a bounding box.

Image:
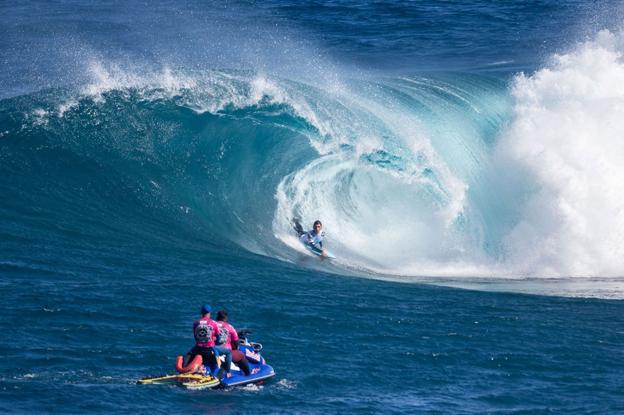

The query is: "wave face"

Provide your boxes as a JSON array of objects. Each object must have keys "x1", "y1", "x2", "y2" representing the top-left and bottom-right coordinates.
[{"x1": 2, "y1": 30, "x2": 624, "y2": 283}]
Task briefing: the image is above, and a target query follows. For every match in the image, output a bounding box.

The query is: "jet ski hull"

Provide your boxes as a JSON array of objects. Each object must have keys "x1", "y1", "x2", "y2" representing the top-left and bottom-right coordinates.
[{"x1": 212, "y1": 344, "x2": 276, "y2": 387}]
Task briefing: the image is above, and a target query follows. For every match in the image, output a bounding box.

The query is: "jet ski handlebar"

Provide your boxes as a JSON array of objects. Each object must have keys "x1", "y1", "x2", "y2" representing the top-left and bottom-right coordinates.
[
  {"x1": 237, "y1": 329, "x2": 252, "y2": 338},
  {"x1": 236, "y1": 329, "x2": 262, "y2": 351}
]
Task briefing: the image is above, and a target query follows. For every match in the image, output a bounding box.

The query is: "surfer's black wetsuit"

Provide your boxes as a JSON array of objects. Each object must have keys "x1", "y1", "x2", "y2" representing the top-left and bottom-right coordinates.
[{"x1": 293, "y1": 219, "x2": 305, "y2": 236}]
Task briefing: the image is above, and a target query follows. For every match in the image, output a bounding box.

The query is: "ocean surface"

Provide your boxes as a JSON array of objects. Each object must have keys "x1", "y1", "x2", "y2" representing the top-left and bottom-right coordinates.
[{"x1": 1, "y1": 1, "x2": 624, "y2": 413}]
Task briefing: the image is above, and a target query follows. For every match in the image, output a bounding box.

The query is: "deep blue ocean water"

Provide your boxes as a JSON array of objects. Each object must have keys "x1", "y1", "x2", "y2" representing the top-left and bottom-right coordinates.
[{"x1": 2, "y1": 1, "x2": 624, "y2": 413}]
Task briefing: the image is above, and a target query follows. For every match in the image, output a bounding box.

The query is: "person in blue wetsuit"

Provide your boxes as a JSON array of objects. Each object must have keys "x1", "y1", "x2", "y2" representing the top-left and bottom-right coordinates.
[{"x1": 298, "y1": 219, "x2": 327, "y2": 257}]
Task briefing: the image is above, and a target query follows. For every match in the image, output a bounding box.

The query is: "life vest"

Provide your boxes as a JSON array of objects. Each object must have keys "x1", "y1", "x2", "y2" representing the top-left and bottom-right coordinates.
[
  {"x1": 215, "y1": 324, "x2": 229, "y2": 346},
  {"x1": 194, "y1": 320, "x2": 215, "y2": 345}
]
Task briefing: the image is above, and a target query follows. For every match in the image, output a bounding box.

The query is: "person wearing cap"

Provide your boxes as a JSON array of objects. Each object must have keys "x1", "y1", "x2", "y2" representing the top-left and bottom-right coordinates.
[
  {"x1": 188, "y1": 304, "x2": 221, "y2": 372},
  {"x1": 299, "y1": 220, "x2": 327, "y2": 256},
  {"x1": 216, "y1": 310, "x2": 251, "y2": 376}
]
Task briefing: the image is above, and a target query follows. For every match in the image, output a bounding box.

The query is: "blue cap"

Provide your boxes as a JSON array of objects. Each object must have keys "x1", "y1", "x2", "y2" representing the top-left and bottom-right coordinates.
[{"x1": 201, "y1": 304, "x2": 212, "y2": 314}]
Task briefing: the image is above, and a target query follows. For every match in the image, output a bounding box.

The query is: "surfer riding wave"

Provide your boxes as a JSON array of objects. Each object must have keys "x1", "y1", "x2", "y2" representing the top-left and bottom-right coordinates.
[{"x1": 293, "y1": 219, "x2": 330, "y2": 258}]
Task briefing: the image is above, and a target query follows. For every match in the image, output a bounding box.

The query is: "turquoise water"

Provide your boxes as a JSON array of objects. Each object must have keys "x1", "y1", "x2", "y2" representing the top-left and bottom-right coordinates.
[{"x1": 1, "y1": 1, "x2": 624, "y2": 413}]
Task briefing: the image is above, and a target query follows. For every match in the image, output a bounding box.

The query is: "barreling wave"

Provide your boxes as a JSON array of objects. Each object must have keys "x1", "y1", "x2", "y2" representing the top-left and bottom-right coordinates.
[{"x1": 2, "y1": 29, "x2": 624, "y2": 282}]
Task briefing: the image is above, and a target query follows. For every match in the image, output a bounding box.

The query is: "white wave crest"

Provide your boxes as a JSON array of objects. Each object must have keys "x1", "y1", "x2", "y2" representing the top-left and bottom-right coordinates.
[{"x1": 500, "y1": 29, "x2": 624, "y2": 277}]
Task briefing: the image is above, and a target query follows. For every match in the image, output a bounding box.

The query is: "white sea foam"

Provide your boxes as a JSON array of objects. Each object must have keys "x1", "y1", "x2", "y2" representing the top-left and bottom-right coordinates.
[
  {"x1": 276, "y1": 378, "x2": 297, "y2": 390},
  {"x1": 30, "y1": 108, "x2": 49, "y2": 126},
  {"x1": 498, "y1": 29, "x2": 624, "y2": 277}
]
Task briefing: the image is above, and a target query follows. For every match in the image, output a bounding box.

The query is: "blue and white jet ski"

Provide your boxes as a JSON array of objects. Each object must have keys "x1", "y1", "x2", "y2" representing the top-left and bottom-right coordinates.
[
  {"x1": 138, "y1": 330, "x2": 274, "y2": 389},
  {"x1": 211, "y1": 329, "x2": 275, "y2": 387}
]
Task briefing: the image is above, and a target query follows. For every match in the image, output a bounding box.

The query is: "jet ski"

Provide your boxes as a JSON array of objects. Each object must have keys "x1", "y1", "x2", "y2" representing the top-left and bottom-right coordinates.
[
  {"x1": 212, "y1": 329, "x2": 276, "y2": 387},
  {"x1": 137, "y1": 329, "x2": 274, "y2": 389},
  {"x1": 292, "y1": 218, "x2": 336, "y2": 259}
]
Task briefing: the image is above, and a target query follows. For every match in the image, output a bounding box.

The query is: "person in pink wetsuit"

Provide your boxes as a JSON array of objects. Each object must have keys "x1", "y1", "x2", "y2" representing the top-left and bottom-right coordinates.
[
  {"x1": 187, "y1": 304, "x2": 221, "y2": 371},
  {"x1": 216, "y1": 310, "x2": 251, "y2": 376}
]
